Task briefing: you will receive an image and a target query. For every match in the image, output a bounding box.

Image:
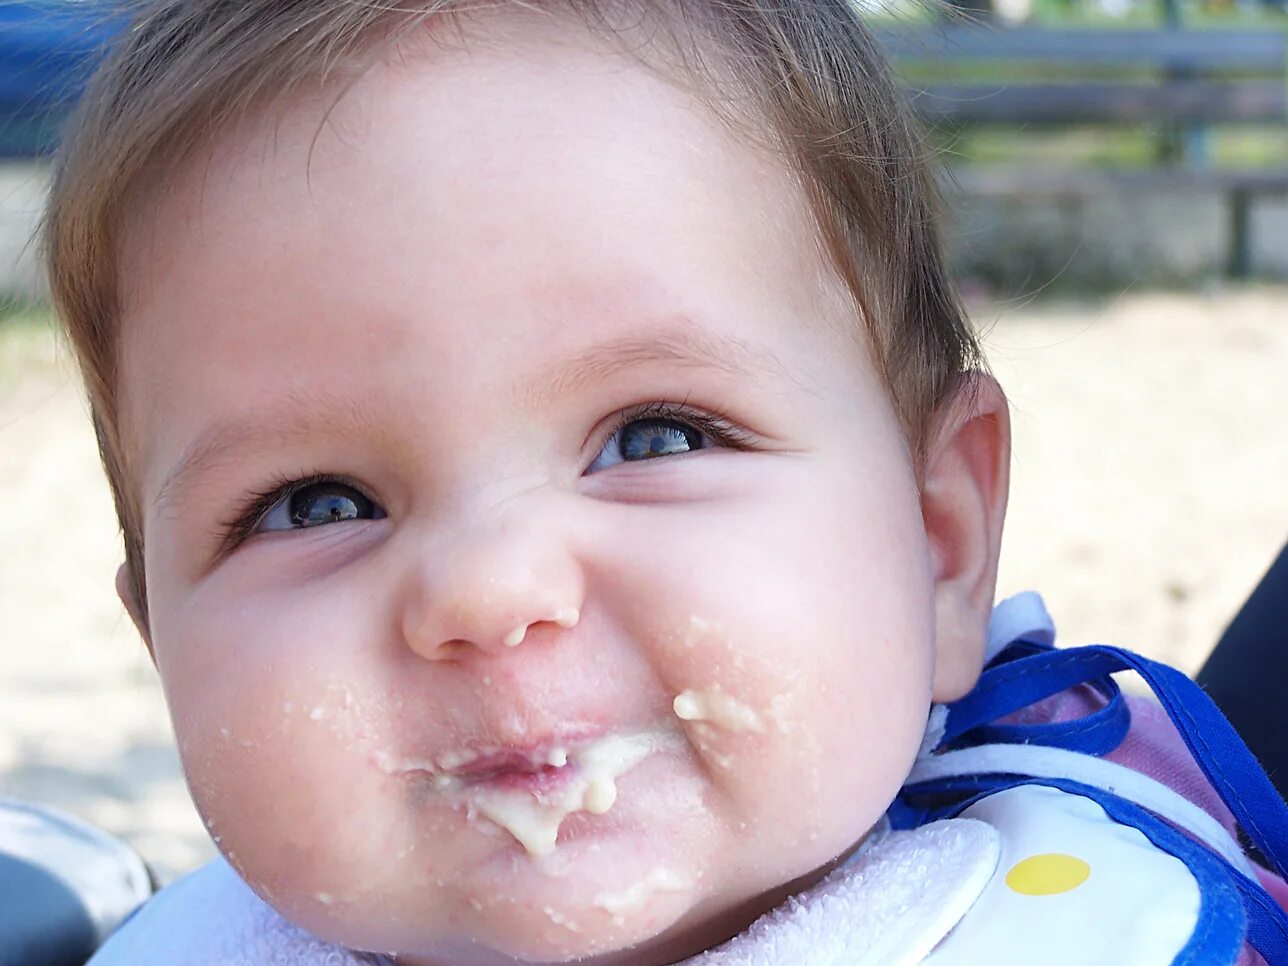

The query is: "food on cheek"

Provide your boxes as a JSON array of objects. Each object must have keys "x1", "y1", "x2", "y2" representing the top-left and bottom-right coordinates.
[
  {"x1": 682, "y1": 615, "x2": 722, "y2": 647},
  {"x1": 671, "y1": 687, "x2": 766, "y2": 771},
  {"x1": 593, "y1": 867, "x2": 689, "y2": 925},
  {"x1": 666, "y1": 615, "x2": 805, "y2": 765},
  {"x1": 672, "y1": 687, "x2": 765, "y2": 734},
  {"x1": 542, "y1": 904, "x2": 585, "y2": 934}
]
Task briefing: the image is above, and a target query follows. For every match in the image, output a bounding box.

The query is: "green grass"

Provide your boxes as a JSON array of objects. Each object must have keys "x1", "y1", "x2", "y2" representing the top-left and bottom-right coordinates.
[
  {"x1": 865, "y1": 0, "x2": 1288, "y2": 29},
  {"x1": 933, "y1": 124, "x2": 1288, "y2": 168}
]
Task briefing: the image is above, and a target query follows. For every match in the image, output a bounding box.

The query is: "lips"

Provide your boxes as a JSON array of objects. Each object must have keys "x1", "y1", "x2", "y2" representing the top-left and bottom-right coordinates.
[
  {"x1": 385, "y1": 726, "x2": 683, "y2": 855},
  {"x1": 377, "y1": 722, "x2": 682, "y2": 809},
  {"x1": 451, "y1": 747, "x2": 574, "y2": 790},
  {"x1": 376, "y1": 733, "x2": 590, "y2": 790}
]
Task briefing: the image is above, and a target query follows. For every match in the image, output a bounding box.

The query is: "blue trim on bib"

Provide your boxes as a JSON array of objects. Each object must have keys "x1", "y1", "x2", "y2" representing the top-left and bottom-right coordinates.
[{"x1": 940, "y1": 644, "x2": 1288, "y2": 880}]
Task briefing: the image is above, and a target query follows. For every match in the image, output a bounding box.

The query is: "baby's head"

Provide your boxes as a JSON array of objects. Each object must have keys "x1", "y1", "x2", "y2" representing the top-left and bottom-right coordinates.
[{"x1": 44, "y1": 2, "x2": 1009, "y2": 961}]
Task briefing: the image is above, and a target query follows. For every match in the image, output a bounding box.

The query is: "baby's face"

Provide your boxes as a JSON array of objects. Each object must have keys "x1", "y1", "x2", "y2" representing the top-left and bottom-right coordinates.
[{"x1": 117, "y1": 20, "x2": 964, "y2": 965}]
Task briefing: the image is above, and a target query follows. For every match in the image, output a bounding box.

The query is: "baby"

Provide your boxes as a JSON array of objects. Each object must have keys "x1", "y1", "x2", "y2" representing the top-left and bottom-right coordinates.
[{"x1": 42, "y1": 1, "x2": 1288, "y2": 963}]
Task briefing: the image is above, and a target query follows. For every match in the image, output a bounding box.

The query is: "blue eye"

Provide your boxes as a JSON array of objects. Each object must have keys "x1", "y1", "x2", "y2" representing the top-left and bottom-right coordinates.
[
  {"x1": 255, "y1": 480, "x2": 386, "y2": 533},
  {"x1": 588, "y1": 417, "x2": 711, "y2": 473}
]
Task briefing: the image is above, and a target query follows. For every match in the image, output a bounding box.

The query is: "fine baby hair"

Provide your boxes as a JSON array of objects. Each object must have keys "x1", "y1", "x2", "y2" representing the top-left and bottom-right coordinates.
[
  {"x1": 44, "y1": 0, "x2": 981, "y2": 622},
  {"x1": 41, "y1": 1, "x2": 1288, "y2": 964}
]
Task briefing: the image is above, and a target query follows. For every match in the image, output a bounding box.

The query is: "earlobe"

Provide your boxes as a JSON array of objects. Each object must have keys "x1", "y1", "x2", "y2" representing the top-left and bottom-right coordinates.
[
  {"x1": 115, "y1": 562, "x2": 154, "y2": 659},
  {"x1": 921, "y1": 373, "x2": 1011, "y2": 702}
]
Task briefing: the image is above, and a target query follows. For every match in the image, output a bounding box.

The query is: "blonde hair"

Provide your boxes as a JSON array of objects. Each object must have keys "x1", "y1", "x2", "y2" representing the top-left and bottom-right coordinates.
[{"x1": 43, "y1": 0, "x2": 982, "y2": 624}]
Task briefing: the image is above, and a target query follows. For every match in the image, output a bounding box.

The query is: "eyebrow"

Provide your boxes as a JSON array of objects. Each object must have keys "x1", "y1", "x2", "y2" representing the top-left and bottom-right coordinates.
[
  {"x1": 519, "y1": 323, "x2": 792, "y2": 410},
  {"x1": 152, "y1": 386, "x2": 391, "y2": 514},
  {"x1": 154, "y1": 322, "x2": 791, "y2": 514}
]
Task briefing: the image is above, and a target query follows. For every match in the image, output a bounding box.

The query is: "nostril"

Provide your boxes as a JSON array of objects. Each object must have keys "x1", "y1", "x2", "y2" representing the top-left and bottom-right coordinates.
[
  {"x1": 500, "y1": 607, "x2": 580, "y2": 650},
  {"x1": 434, "y1": 639, "x2": 473, "y2": 661}
]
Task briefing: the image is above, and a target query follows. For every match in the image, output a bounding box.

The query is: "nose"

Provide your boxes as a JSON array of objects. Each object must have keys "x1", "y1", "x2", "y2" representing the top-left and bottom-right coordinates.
[{"x1": 399, "y1": 507, "x2": 585, "y2": 661}]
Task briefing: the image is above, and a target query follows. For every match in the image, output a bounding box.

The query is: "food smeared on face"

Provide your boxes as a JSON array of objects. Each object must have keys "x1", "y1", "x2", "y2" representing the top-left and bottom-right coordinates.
[
  {"x1": 378, "y1": 729, "x2": 684, "y2": 857},
  {"x1": 673, "y1": 687, "x2": 765, "y2": 734}
]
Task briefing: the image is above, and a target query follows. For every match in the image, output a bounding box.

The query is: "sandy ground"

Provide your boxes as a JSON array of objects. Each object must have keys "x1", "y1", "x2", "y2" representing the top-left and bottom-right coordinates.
[{"x1": 1, "y1": 289, "x2": 1285, "y2": 884}]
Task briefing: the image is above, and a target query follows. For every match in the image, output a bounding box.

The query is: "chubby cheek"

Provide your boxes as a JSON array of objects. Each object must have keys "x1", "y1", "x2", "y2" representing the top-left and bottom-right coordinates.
[
  {"x1": 601, "y1": 461, "x2": 936, "y2": 883},
  {"x1": 152, "y1": 590, "x2": 460, "y2": 943},
  {"x1": 642, "y1": 598, "x2": 930, "y2": 881}
]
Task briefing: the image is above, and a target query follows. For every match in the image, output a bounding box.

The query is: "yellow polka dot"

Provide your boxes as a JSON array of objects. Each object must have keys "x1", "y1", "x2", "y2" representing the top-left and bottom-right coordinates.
[{"x1": 1005, "y1": 853, "x2": 1091, "y2": 896}]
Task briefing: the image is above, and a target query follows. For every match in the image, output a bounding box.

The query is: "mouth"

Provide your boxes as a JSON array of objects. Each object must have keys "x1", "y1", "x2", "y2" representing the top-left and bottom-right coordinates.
[
  {"x1": 449, "y1": 745, "x2": 576, "y2": 794},
  {"x1": 376, "y1": 726, "x2": 682, "y2": 856},
  {"x1": 376, "y1": 733, "x2": 590, "y2": 789}
]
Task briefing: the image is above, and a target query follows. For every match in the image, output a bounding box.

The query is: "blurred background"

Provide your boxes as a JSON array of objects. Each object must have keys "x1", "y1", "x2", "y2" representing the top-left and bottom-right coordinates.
[{"x1": 1, "y1": 0, "x2": 1286, "y2": 885}]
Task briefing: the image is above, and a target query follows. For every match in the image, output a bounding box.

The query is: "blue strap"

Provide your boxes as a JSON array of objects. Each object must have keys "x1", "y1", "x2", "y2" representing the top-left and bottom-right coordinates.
[
  {"x1": 941, "y1": 644, "x2": 1288, "y2": 881},
  {"x1": 959, "y1": 695, "x2": 1130, "y2": 757},
  {"x1": 942, "y1": 639, "x2": 1132, "y2": 758}
]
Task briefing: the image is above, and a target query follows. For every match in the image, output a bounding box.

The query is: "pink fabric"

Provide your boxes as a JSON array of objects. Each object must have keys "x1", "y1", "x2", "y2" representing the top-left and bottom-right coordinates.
[
  {"x1": 1008, "y1": 687, "x2": 1285, "y2": 964},
  {"x1": 1004, "y1": 687, "x2": 1238, "y2": 833}
]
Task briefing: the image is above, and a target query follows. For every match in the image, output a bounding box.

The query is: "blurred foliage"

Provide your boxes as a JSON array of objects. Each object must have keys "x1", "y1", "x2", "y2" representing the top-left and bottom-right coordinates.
[
  {"x1": 869, "y1": 0, "x2": 1288, "y2": 28},
  {"x1": 935, "y1": 125, "x2": 1288, "y2": 168},
  {"x1": 1026, "y1": 0, "x2": 1288, "y2": 27},
  {"x1": 0, "y1": 295, "x2": 49, "y2": 327},
  {"x1": 879, "y1": 0, "x2": 1288, "y2": 171}
]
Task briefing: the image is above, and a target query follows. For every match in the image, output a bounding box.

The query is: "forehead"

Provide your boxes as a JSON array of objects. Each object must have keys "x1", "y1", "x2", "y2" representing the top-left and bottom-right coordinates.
[{"x1": 116, "y1": 16, "x2": 863, "y2": 503}]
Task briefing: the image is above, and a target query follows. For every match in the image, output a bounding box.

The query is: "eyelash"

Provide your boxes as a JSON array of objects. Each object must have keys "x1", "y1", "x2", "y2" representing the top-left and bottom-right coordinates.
[
  {"x1": 216, "y1": 401, "x2": 754, "y2": 551},
  {"x1": 598, "y1": 399, "x2": 755, "y2": 454},
  {"x1": 216, "y1": 470, "x2": 354, "y2": 553}
]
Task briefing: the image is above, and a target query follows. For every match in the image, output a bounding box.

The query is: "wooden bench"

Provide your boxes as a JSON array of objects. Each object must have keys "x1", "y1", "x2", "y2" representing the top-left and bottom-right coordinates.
[{"x1": 874, "y1": 26, "x2": 1288, "y2": 277}]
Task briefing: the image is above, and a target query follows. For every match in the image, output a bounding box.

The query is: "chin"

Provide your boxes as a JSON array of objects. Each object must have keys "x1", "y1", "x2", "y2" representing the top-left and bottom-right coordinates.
[
  {"x1": 273, "y1": 858, "x2": 706, "y2": 966},
  {"x1": 382, "y1": 898, "x2": 701, "y2": 966},
  {"x1": 470, "y1": 871, "x2": 702, "y2": 962}
]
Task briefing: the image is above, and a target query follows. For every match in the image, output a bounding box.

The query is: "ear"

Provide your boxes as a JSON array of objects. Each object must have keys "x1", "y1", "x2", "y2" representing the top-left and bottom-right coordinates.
[
  {"x1": 922, "y1": 373, "x2": 1011, "y2": 702},
  {"x1": 115, "y1": 562, "x2": 155, "y2": 661}
]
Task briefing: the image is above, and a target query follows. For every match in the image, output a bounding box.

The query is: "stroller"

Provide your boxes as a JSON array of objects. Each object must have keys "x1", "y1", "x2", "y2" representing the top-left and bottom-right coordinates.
[{"x1": 0, "y1": 798, "x2": 155, "y2": 965}]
